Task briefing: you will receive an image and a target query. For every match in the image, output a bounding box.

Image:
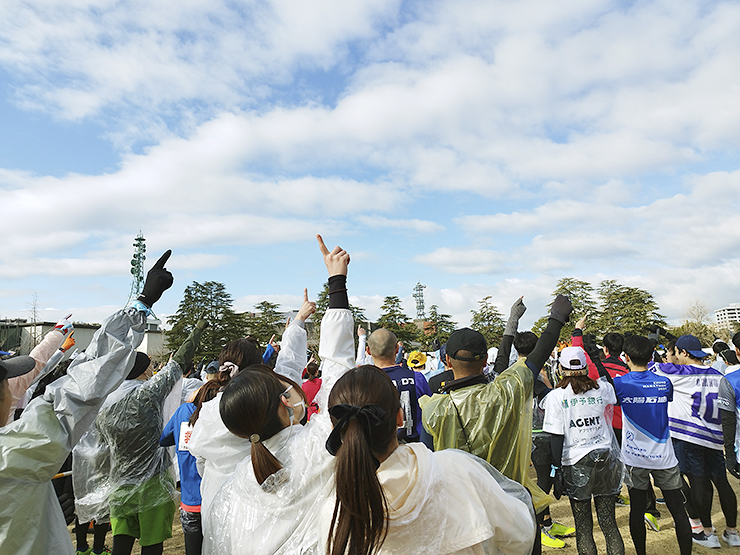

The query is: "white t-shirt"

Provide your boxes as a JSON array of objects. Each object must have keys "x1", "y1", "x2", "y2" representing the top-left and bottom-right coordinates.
[{"x1": 542, "y1": 378, "x2": 617, "y2": 466}]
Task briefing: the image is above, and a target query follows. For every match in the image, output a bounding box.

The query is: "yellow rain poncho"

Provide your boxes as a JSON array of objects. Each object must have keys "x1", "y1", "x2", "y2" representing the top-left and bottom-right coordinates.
[{"x1": 420, "y1": 359, "x2": 550, "y2": 513}]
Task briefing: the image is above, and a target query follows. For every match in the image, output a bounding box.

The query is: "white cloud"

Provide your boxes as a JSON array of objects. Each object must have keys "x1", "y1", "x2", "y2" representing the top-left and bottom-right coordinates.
[{"x1": 355, "y1": 215, "x2": 444, "y2": 234}]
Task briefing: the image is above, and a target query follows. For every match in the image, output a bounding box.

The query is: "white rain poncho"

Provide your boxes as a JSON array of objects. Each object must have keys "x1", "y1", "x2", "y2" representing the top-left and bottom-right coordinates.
[
  {"x1": 318, "y1": 443, "x2": 536, "y2": 555},
  {"x1": 74, "y1": 359, "x2": 183, "y2": 524},
  {"x1": 189, "y1": 318, "x2": 314, "y2": 550},
  {"x1": 0, "y1": 308, "x2": 146, "y2": 555},
  {"x1": 203, "y1": 309, "x2": 356, "y2": 555}
]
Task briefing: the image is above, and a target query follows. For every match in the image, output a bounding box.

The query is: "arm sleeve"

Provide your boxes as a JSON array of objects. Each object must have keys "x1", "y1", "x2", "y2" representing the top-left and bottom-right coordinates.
[
  {"x1": 328, "y1": 275, "x2": 349, "y2": 309},
  {"x1": 526, "y1": 318, "x2": 565, "y2": 376},
  {"x1": 722, "y1": 408, "x2": 737, "y2": 463},
  {"x1": 274, "y1": 320, "x2": 307, "y2": 386},
  {"x1": 550, "y1": 434, "x2": 564, "y2": 466},
  {"x1": 314, "y1": 309, "x2": 355, "y2": 413},
  {"x1": 172, "y1": 319, "x2": 207, "y2": 371},
  {"x1": 7, "y1": 330, "x2": 64, "y2": 418},
  {"x1": 493, "y1": 334, "x2": 514, "y2": 374},
  {"x1": 414, "y1": 372, "x2": 433, "y2": 398}
]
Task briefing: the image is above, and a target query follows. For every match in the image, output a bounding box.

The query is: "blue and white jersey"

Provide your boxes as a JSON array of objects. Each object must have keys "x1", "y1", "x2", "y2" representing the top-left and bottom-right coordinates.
[
  {"x1": 613, "y1": 371, "x2": 678, "y2": 469},
  {"x1": 650, "y1": 362, "x2": 724, "y2": 451},
  {"x1": 718, "y1": 372, "x2": 740, "y2": 462}
]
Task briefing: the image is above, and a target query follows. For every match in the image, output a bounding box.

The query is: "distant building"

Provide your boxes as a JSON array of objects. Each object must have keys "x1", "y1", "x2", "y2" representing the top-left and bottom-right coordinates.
[
  {"x1": 0, "y1": 318, "x2": 164, "y2": 359},
  {"x1": 715, "y1": 303, "x2": 740, "y2": 330}
]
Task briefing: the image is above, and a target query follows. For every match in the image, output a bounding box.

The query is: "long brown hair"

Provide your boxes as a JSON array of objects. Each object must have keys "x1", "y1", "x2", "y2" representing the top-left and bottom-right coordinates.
[
  {"x1": 219, "y1": 338, "x2": 262, "y2": 372},
  {"x1": 219, "y1": 365, "x2": 299, "y2": 485},
  {"x1": 326, "y1": 365, "x2": 400, "y2": 555},
  {"x1": 556, "y1": 374, "x2": 600, "y2": 395},
  {"x1": 188, "y1": 377, "x2": 227, "y2": 426}
]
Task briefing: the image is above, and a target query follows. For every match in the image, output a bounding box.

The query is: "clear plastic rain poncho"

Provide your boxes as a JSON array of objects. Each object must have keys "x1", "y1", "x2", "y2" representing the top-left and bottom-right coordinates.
[
  {"x1": 0, "y1": 308, "x2": 146, "y2": 555},
  {"x1": 203, "y1": 309, "x2": 356, "y2": 555},
  {"x1": 72, "y1": 360, "x2": 183, "y2": 523},
  {"x1": 420, "y1": 358, "x2": 550, "y2": 513}
]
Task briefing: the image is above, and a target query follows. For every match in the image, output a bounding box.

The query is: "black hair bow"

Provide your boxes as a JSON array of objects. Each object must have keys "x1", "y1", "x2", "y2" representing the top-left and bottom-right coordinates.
[{"x1": 325, "y1": 404, "x2": 386, "y2": 465}]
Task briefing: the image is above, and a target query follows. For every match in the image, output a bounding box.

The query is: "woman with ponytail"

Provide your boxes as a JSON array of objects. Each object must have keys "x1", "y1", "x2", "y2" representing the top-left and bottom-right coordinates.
[
  {"x1": 321, "y1": 365, "x2": 537, "y2": 555},
  {"x1": 203, "y1": 235, "x2": 357, "y2": 554}
]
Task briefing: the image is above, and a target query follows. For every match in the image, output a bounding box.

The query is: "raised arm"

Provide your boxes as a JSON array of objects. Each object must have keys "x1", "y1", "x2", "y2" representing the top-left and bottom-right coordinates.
[
  {"x1": 274, "y1": 288, "x2": 316, "y2": 385},
  {"x1": 494, "y1": 297, "x2": 526, "y2": 374},
  {"x1": 526, "y1": 295, "x2": 573, "y2": 376},
  {"x1": 315, "y1": 235, "x2": 355, "y2": 411}
]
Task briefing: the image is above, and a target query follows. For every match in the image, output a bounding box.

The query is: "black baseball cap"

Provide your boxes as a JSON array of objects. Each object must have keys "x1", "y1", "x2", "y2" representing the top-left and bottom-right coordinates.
[
  {"x1": 0, "y1": 355, "x2": 36, "y2": 382},
  {"x1": 446, "y1": 328, "x2": 487, "y2": 361}
]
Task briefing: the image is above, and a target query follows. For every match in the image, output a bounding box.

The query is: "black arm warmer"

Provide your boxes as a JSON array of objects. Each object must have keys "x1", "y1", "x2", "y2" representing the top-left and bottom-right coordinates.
[
  {"x1": 494, "y1": 334, "x2": 514, "y2": 374},
  {"x1": 526, "y1": 317, "x2": 564, "y2": 378},
  {"x1": 327, "y1": 275, "x2": 349, "y2": 310},
  {"x1": 723, "y1": 408, "x2": 737, "y2": 461},
  {"x1": 550, "y1": 434, "x2": 564, "y2": 466}
]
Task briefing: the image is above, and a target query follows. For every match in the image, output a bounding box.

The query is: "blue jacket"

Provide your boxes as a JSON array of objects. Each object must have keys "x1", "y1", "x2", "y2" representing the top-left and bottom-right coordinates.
[{"x1": 160, "y1": 403, "x2": 202, "y2": 508}]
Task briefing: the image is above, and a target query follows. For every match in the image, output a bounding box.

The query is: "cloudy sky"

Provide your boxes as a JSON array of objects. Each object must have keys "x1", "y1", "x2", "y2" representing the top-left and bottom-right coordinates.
[{"x1": 1, "y1": 0, "x2": 739, "y2": 330}]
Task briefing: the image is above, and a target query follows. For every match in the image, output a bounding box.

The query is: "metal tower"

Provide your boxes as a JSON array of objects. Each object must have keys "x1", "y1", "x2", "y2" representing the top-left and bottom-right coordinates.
[
  {"x1": 126, "y1": 233, "x2": 147, "y2": 307},
  {"x1": 413, "y1": 282, "x2": 427, "y2": 319}
]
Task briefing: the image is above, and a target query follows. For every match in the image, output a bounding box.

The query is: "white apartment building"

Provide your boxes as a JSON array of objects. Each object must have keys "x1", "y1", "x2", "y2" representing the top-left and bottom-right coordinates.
[{"x1": 715, "y1": 303, "x2": 740, "y2": 330}]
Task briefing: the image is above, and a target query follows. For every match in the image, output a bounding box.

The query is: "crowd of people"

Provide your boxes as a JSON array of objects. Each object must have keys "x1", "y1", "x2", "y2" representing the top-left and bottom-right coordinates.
[{"x1": 2, "y1": 236, "x2": 740, "y2": 555}]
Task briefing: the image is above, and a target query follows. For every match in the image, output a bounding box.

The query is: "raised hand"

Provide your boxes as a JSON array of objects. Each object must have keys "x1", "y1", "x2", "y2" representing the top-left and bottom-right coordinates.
[
  {"x1": 296, "y1": 288, "x2": 317, "y2": 322},
  {"x1": 138, "y1": 250, "x2": 174, "y2": 308},
  {"x1": 316, "y1": 234, "x2": 349, "y2": 276},
  {"x1": 358, "y1": 324, "x2": 366, "y2": 337},
  {"x1": 53, "y1": 314, "x2": 73, "y2": 336},
  {"x1": 575, "y1": 312, "x2": 588, "y2": 330}
]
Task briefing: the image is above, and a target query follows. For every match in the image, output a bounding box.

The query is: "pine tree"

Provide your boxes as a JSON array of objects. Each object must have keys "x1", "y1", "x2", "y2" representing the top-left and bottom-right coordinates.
[
  {"x1": 532, "y1": 278, "x2": 599, "y2": 341},
  {"x1": 422, "y1": 304, "x2": 457, "y2": 349},
  {"x1": 166, "y1": 281, "x2": 246, "y2": 364},
  {"x1": 244, "y1": 301, "x2": 284, "y2": 345},
  {"x1": 377, "y1": 295, "x2": 419, "y2": 346},
  {"x1": 470, "y1": 296, "x2": 505, "y2": 348},
  {"x1": 595, "y1": 279, "x2": 666, "y2": 335}
]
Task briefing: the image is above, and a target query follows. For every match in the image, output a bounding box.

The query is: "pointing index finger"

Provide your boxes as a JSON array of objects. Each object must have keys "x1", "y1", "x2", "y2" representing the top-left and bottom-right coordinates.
[
  {"x1": 304, "y1": 287, "x2": 309, "y2": 302},
  {"x1": 153, "y1": 250, "x2": 172, "y2": 270},
  {"x1": 316, "y1": 235, "x2": 330, "y2": 256}
]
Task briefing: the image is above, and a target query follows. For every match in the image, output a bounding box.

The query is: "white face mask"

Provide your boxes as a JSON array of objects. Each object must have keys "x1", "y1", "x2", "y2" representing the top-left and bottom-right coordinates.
[{"x1": 281, "y1": 385, "x2": 305, "y2": 425}]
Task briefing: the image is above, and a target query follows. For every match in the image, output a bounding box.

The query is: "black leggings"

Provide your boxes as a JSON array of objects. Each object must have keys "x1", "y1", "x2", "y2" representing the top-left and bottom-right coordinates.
[
  {"x1": 534, "y1": 462, "x2": 554, "y2": 525},
  {"x1": 686, "y1": 473, "x2": 737, "y2": 528},
  {"x1": 111, "y1": 535, "x2": 163, "y2": 555},
  {"x1": 75, "y1": 519, "x2": 108, "y2": 553},
  {"x1": 629, "y1": 488, "x2": 691, "y2": 555},
  {"x1": 570, "y1": 496, "x2": 625, "y2": 555}
]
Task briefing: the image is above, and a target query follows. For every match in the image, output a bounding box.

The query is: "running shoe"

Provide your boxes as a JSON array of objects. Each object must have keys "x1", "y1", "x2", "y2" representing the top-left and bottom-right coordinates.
[
  {"x1": 656, "y1": 497, "x2": 666, "y2": 505},
  {"x1": 546, "y1": 522, "x2": 576, "y2": 538},
  {"x1": 644, "y1": 513, "x2": 660, "y2": 532},
  {"x1": 541, "y1": 530, "x2": 566, "y2": 548},
  {"x1": 723, "y1": 530, "x2": 740, "y2": 547},
  {"x1": 616, "y1": 495, "x2": 630, "y2": 506},
  {"x1": 692, "y1": 532, "x2": 721, "y2": 549}
]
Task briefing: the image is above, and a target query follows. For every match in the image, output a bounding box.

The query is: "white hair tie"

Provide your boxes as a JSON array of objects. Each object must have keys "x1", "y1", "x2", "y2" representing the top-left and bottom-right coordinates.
[{"x1": 220, "y1": 361, "x2": 239, "y2": 378}]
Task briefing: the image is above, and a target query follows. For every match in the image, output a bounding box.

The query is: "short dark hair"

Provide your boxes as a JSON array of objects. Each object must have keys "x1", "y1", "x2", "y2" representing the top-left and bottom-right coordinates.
[
  {"x1": 713, "y1": 341, "x2": 730, "y2": 354},
  {"x1": 602, "y1": 333, "x2": 624, "y2": 355},
  {"x1": 732, "y1": 332, "x2": 740, "y2": 351},
  {"x1": 623, "y1": 336, "x2": 654, "y2": 366},
  {"x1": 513, "y1": 331, "x2": 538, "y2": 357}
]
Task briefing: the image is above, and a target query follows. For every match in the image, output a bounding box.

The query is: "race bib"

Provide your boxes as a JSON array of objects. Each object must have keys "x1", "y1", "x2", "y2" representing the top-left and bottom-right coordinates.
[{"x1": 178, "y1": 423, "x2": 194, "y2": 451}]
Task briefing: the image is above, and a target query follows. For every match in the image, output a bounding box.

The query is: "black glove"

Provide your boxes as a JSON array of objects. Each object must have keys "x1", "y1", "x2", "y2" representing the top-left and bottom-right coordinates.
[
  {"x1": 552, "y1": 467, "x2": 564, "y2": 500},
  {"x1": 727, "y1": 457, "x2": 740, "y2": 479},
  {"x1": 583, "y1": 334, "x2": 601, "y2": 361},
  {"x1": 137, "y1": 250, "x2": 174, "y2": 308},
  {"x1": 549, "y1": 295, "x2": 573, "y2": 325},
  {"x1": 58, "y1": 492, "x2": 75, "y2": 525}
]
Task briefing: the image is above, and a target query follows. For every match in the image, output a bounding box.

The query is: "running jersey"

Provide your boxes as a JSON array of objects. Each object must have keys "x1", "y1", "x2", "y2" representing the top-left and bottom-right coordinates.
[
  {"x1": 718, "y1": 372, "x2": 740, "y2": 462},
  {"x1": 383, "y1": 365, "x2": 425, "y2": 443},
  {"x1": 650, "y1": 362, "x2": 724, "y2": 451},
  {"x1": 613, "y1": 371, "x2": 678, "y2": 469},
  {"x1": 542, "y1": 377, "x2": 617, "y2": 466}
]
